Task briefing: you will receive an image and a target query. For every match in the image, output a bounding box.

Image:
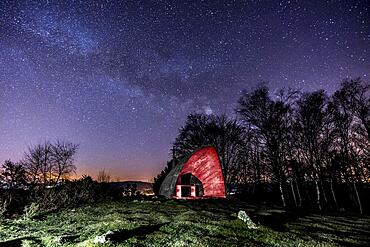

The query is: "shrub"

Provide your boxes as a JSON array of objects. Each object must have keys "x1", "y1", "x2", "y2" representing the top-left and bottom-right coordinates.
[
  {"x1": 0, "y1": 198, "x2": 9, "y2": 218},
  {"x1": 23, "y1": 202, "x2": 40, "y2": 220}
]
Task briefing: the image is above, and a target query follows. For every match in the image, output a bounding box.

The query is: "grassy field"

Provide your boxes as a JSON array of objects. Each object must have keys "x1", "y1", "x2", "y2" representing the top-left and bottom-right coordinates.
[{"x1": 0, "y1": 198, "x2": 369, "y2": 247}]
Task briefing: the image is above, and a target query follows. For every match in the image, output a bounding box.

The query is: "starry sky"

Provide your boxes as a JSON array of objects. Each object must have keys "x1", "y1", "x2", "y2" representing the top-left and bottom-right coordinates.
[{"x1": 0, "y1": 0, "x2": 369, "y2": 181}]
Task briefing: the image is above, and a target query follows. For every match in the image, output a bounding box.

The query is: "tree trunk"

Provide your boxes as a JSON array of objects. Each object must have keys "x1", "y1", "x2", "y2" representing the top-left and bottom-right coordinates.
[
  {"x1": 279, "y1": 181, "x2": 286, "y2": 207},
  {"x1": 360, "y1": 115, "x2": 370, "y2": 142},
  {"x1": 256, "y1": 148, "x2": 261, "y2": 184},
  {"x1": 353, "y1": 182, "x2": 363, "y2": 214},
  {"x1": 294, "y1": 180, "x2": 302, "y2": 207},
  {"x1": 290, "y1": 180, "x2": 297, "y2": 207},
  {"x1": 320, "y1": 180, "x2": 328, "y2": 206},
  {"x1": 330, "y1": 179, "x2": 339, "y2": 211},
  {"x1": 304, "y1": 183, "x2": 311, "y2": 205},
  {"x1": 348, "y1": 181, "x2": 357, "y2": 209},
  {"x1": 315, "y1": 180, "x2": 322, "y2": 211}
]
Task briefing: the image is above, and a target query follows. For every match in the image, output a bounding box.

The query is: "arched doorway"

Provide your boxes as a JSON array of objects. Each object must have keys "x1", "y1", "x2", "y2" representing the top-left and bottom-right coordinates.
[{"x1": 177, "y1": 173, "x2": 204, "y2": 198}]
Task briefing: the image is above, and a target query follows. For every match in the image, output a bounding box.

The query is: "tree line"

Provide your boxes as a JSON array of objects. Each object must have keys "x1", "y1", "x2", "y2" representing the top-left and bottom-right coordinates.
[
  {"x1": 2, "y1": 141, "x2": 75, "y2": 185},
  {"x1": 0, "y1": 140, "x2": 121, "y2": 218},
  {"x1": 154, "y1": 78, "x2": 369, "y2": 213}
]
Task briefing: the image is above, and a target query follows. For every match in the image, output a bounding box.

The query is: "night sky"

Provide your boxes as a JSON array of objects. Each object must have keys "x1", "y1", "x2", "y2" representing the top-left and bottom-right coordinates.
[{"x1": 0, "y1": 0, "x2": 369, "y2": 181}]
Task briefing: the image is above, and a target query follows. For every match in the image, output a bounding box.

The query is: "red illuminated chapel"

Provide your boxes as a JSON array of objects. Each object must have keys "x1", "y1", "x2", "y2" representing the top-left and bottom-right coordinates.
[{"x1": 159, "y1": 146, "x2": 226, "y2": 198}]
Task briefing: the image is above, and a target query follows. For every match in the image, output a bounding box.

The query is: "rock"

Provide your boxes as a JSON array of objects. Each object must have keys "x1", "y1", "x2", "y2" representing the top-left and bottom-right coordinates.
[
  {"x1": 55, "y1": 235, "x2": 79, "y2": 244},
  {"x1": 93, "y1": 230, "x2": 114, "y2": 244},
  {"x1": 237, "y1": 210, "x2": 258, "y2": 229}
]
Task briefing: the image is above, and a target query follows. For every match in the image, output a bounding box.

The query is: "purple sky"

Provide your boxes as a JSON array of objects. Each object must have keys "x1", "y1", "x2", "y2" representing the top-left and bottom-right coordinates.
[{"x1": 0, "y1": 0, "x2": 369, "y2": 181}]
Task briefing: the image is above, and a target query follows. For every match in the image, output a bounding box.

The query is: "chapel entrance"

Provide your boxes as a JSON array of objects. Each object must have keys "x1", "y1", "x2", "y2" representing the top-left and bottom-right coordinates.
[{"x1": 177, "y1": 173, "x2": 204, "y2": 198}]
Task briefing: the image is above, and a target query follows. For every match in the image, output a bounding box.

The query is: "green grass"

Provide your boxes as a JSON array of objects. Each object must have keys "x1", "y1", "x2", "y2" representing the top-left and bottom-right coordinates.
[{"x1": 0, "y1": 198, "x2": 369, "y2": 247}]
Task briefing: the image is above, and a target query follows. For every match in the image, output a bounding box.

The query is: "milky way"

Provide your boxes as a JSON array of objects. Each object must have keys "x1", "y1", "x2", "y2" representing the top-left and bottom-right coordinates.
[{"x1": 0, "y1": 0, "x2": 369, "y2": 181}]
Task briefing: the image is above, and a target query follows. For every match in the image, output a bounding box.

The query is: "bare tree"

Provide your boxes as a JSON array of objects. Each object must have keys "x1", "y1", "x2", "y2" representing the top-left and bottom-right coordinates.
[
  {"x1": 173, "y1": 114, "x2": 247, "y2": 187},
  {"x1": 22, "y1": 142, "x2": 53, "y2": 185},
  {"x1": 337, "y1": 78, "x2": 370, "y2": 140},
  {"x1": 236, "y1": 86, "x2": 295, "y2": 207},
  {"x1": 0, "y1": 160, "x2": 27, "y2": 213},
  {"x1": 22, "y1": 141, "x2": 78, "y2": 186},
  {"x1": 294, "y1": 90, "x2": 332, "y2": 210},
  {"x1": 329, "y1": 84, "x2": 368, "y2": 214},
  {"x1": 51, "y1": 141, "x2": 78, "y2": 184},
  {"x1": 0, "y1": 160, "x2": 26, "y2": 190},
  {"x1": 97, "y1": 169, "x2": 111, "y2": 183}
]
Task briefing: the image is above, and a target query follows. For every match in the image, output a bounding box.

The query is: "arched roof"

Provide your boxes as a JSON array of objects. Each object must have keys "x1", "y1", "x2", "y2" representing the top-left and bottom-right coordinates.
[
  {"x1": 159, "y1": 146, "x2": 226, "y2": 198},
  {"x1": 177, "y1": 146, "x2": 225, "y2": 198},
  {"x1": 158, "y1": 163, "x2": 183, "y2": 198}
]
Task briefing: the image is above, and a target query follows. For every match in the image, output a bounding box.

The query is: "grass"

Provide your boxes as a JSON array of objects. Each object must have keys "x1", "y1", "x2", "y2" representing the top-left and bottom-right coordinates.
[{"x1": 0, "y1": 198, "x2": 369, "y2": 247}]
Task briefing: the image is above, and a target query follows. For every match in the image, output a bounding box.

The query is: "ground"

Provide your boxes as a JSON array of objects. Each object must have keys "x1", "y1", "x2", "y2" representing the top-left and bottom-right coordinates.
[{"x1": 0, "y1": 198, "x2": 369, "y2": 247}]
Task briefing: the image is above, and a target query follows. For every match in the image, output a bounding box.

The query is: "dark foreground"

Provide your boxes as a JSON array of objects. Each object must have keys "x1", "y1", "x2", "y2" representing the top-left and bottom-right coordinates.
[{"x1": 0, "y1": 199, "x2": 369, "y2": 247}]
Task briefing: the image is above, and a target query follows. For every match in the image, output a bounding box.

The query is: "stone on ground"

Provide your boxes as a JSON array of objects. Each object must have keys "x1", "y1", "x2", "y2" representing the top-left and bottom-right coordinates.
[
  {"x1": 93, "y1": 230, "x2": 114, "y2": 244},
  {"x1": 238, "y1": 210, "x2": 258, "y2": 229},
  {"x1": 55, "y1": 234, "x2": 79, "y2": 244}
]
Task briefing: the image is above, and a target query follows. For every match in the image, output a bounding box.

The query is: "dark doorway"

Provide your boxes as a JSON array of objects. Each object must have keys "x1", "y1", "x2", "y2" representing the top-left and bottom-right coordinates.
[
  {"x1": 179, "y1": 173, "x2": 204, "y2": 197},
  {"x1": 181, "y1": 186, "x2": 191, "y2": 197},
  {"x1": 192, "y1": 176, "x2": 204, "y2": 197},
  {"x1": 195, "y1": 184, "x2": 201, "y2": 197}
]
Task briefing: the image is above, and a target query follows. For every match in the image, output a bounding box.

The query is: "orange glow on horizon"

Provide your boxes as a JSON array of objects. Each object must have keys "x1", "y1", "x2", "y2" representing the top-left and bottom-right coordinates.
[{"x1": 71, "y1": 169, "x2": 154, "y2": 182}]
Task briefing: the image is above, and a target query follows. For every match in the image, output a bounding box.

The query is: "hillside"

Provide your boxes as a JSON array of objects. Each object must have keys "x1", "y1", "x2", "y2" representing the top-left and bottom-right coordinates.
[{"x1": 109, "y1": 181, "x2": 153, "y2": 192}]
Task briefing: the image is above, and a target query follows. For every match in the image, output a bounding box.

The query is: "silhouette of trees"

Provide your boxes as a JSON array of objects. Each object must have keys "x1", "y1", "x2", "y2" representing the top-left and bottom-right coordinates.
[
  {"x1": 234, "y1": 80, "x2": 369, "y2": 212},
  {"x1": 236, "y1": 86, "x2": 296, "y2": 207},
  {"x1": 22, "y1": 141, "x2": 78, "y2": 186},
  {"x1": 51, "y1": 141, "x2": 78, "y2": 184},
  {"x1": 97, "y1": 169, "x2": 111, "y2": 183},
  {"x1": 294, "y1": 90, "x2": 333, "y2": 210},
  {"x1": 0, "y1": 141, "x2": 127, "y2": 217},
  {"x1": 156, "y1": 77, "x2": 370, "y2": 213},
  {"x1": 172, "y1": 113, "x2": 247, "y2": 186},
  {"x1": 328, "y1": 79, "x2": 369, "y2": 214},
  {"x1": 337, "y1": 78, "x2": 370, "y2": 139},
  {"x1": 0, "y1": 160, "x2": 27, "y2": 190},
  {"x1": 0, "y1": 160, "x2": 27, "y2": 216}
]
